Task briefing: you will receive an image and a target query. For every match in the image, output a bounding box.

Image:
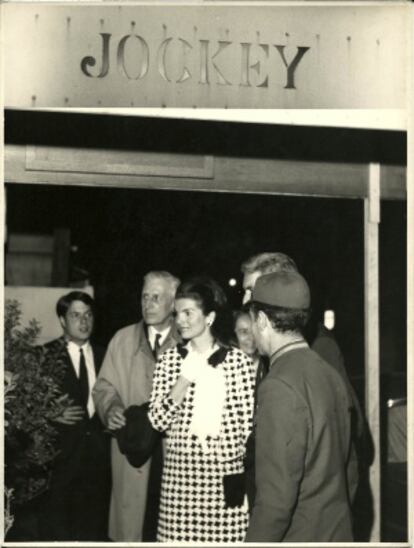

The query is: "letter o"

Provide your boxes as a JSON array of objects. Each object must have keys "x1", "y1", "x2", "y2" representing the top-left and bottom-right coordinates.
[{"x1": 117, "y1": 34, "x2": 149, "y2": 80}]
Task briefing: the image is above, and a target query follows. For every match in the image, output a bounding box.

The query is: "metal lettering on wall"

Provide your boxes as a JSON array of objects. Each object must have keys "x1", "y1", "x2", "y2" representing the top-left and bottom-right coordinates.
[
  {"x1": 4, "y1": 4, "x2": 408, "y2": 108},
  {"x1": 80, "y1": 32, "x2": 310, "y2": 90}
]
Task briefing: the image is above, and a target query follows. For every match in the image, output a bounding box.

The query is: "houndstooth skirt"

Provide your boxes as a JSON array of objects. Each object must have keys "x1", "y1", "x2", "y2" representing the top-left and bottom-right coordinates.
[{"x1": 157, "y1": 443, "x2": 249, "y2": 542}]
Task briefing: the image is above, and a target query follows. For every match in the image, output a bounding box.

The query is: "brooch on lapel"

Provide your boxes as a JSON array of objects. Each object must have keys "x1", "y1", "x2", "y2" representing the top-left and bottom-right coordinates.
[
  {"x1": 176, "y1": 344, "x2": 229, "y2": 367},
  {"x1": 208, "y1": 346, "x2": 229, "y2": 367}
]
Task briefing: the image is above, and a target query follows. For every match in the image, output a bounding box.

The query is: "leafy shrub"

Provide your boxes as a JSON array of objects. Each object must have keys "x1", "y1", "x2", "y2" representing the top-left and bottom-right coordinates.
[{"x1": 4, "y1": 300, "x2": 68, "y2": 505}]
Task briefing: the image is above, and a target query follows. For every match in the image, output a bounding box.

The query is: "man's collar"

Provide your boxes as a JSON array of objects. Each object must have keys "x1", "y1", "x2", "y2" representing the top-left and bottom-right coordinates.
[
  {"x1": 148, "y1": 324, "x2": 171, "y2": 338},
  {"x1": 269, "y1": 339, "x2": 308, "y2": 367},
  {"x1": 66, "y1": 339, "x2": 91, "y2": 352}
]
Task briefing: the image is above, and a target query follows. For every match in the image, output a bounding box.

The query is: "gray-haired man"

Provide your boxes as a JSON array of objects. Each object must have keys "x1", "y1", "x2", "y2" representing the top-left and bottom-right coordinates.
[
  {"x1": 93, "y1": 271, "x2": 180, "y2": 542},
  {"x1": 241, "y1": 252, "x2": 298, "y2": 305}
]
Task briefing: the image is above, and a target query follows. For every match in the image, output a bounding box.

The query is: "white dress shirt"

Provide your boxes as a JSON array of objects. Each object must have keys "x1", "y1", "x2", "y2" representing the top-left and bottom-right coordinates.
[
  {"x1": 67, "y1": 340, "x2": 96, "y2": 417},
  {"x1": 148, "y1": 325, "x2": 171, "y2": 352}
]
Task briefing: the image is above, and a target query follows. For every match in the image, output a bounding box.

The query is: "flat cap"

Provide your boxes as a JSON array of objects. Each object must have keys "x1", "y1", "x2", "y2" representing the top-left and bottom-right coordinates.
[{"x1": 252, "y1": 271, "x2": 311, "y2": 309}]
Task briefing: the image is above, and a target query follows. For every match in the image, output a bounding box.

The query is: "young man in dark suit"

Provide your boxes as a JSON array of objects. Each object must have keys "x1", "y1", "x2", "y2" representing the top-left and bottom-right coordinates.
[{"x1": 39, "y1": 291, "x2": 110, "y2": 541}]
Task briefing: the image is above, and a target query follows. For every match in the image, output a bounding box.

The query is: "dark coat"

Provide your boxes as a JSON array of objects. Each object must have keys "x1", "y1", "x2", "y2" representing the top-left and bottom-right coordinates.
[
  {"x1": 311, "y1": 326, "x2": 367, "y2": 501},
  {"x1": 245, "y1": 355, "x2": 268, "y2": 508},
  {"x1": 44, "y1": 337, "x2": 109, "y2": 480},
  {"x1": 39, "y1": 337, "x2": 110, "y2": 541},
  {"x1": 246, "y1": 346, "x2": 353, "y2": 542}
]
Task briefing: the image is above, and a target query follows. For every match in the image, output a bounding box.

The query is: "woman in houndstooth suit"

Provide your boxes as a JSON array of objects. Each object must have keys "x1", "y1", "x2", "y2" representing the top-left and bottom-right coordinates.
[{"x1": 149, "y1": 277, "x2": 254, "y2": 542}]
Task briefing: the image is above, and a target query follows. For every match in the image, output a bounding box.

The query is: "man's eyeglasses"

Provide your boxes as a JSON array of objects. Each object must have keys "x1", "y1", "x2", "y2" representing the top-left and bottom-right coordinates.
[{"x1": 142, "y1": 294, "x2": 160, "y2": 304}]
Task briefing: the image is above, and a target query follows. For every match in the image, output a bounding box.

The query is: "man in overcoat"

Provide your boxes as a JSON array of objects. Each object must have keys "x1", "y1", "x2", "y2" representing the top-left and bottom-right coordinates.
[
  {"x1": 39, "y1": 291, "x2": 110, "y2": 541},
  {"x1": 245, "y1": 271, "x2": 354, "y2": 542},
  {"x1": 93, "y1": 271, "x2": 180, "y2": 542}
]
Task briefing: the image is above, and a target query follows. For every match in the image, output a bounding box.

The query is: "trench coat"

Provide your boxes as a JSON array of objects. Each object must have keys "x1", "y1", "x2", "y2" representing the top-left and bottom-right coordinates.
[
  {"x1": 93, "y1": 321, "x2": 179, "y2": 541},
  {"x1": 245, "y1": 344, "x2": 353, "y2": 542}
]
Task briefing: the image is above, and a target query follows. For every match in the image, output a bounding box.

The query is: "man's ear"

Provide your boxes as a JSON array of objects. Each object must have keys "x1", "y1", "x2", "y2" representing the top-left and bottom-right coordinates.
[
  {"x1": 257, "y1": 310, "x2": 269, "y2": 331},
  {"x1": 168, "y1": 294, "x2": 176, "y2": 313},
  {"x1": 58, "y1": 315, "x2": 66, "y2": 331}
]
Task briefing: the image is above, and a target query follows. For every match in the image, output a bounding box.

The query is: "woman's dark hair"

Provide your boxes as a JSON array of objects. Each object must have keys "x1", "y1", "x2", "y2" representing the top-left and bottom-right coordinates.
[
  {"x1": 56, "y1": 291, "x2": 95, "y2": 318},
  {"x1": 233, "y1": 309, "x2": 249, "y2": 324},
  {"x1": 175, "y1": 276, "x2": 232, "y2": 345},
  {"x1": 250, "y1": 302, "x2": 310, "y2": 334}
]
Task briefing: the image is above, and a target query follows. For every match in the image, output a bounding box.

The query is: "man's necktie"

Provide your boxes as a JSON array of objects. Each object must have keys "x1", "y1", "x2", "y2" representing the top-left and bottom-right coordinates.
[
  {"x1": 153, "y1": 333, "x2": 162, "y2": 360},
  {"x1": 79, "y1": 348, "x2": 89, "y2": 408}
]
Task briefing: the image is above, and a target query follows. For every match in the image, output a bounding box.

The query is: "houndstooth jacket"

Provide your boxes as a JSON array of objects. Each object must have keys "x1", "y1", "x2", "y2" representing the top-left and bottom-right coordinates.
[{"x1": 149, "y1": 344, "x2": 255, "y2": 473}]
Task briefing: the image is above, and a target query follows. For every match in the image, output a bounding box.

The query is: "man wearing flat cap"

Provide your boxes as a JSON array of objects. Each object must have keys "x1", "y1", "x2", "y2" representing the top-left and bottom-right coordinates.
[
  {"x1": 240, "y1": 251, "x2": 298, "y2": 510},
  {"x1": 245, "y1": 271, "x2": 354, "y2": 542}
]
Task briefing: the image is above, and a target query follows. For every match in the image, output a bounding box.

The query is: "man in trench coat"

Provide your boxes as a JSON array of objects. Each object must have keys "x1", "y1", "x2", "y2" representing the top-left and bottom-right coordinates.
[{"x1": 93, "y1": 271, "x2": 180, "y2": 542}]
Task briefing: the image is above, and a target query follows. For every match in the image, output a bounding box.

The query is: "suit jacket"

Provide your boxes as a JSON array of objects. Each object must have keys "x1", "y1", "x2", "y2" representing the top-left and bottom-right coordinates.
[
  {"x1": 149, "y1": 345, "x2": 254, "y2": 466},
  {"x1": 44, "y1": 336, "x2": 108, "y2": 481},
  {"x1": 93, "y1": 320, "x2": 180, "y2": 542},
  {"x1": 246, "y1": 345, "x2": 353, "y2": 542}
]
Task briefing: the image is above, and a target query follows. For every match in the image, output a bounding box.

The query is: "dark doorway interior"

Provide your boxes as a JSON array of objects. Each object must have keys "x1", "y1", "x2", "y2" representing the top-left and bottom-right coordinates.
[
  {"x1": 4, "y1": 110, "x2": 407, "y2": 541},
  {"x1": 5, "y1": 182, "x2": 406, "y2": 381}
]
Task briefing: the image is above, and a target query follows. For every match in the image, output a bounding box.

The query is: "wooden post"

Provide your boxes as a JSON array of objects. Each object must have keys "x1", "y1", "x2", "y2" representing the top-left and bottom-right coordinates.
[{"x1": 364, "y1": 163, "x2": 381, "y2": 541}]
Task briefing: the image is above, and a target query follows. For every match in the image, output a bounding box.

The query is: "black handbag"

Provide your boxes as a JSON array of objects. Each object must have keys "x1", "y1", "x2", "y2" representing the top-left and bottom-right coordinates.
[{"x1": 115, "y1": 403, "x2": 161, "y2": 468}]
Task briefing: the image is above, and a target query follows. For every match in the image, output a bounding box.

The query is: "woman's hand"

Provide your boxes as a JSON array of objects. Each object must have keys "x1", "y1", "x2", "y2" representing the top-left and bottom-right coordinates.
[{"x1": 170, "y1": 375, "x2": 192, "y2": 405}]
